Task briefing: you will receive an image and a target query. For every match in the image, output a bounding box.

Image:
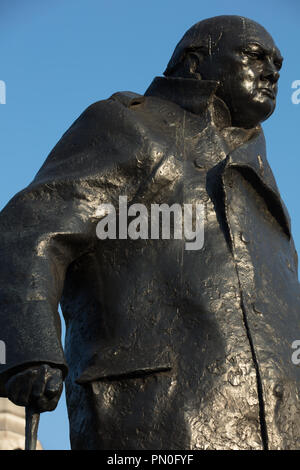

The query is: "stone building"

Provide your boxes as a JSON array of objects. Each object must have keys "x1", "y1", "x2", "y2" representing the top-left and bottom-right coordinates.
[{"x1": 0, "y1": 398, "x2": 42, "y2": 450}]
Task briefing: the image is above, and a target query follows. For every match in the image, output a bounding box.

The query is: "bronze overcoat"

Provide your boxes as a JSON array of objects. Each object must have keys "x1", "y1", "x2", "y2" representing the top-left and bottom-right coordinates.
[{"x1": 0, "y1": 77, "x2": 300, "y2": 449}]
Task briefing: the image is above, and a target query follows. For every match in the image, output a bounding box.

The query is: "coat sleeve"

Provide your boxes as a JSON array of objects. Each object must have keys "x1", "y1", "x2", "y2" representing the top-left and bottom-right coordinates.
[{"x1": 0, "y1": 96, "x2": 136, "y2": 396}]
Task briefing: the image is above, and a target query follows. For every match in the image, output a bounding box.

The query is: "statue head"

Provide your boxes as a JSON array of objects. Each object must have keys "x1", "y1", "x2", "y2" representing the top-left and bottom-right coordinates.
[{"x1": 164, "y1": 16, "x2": 283, "y2": 128}]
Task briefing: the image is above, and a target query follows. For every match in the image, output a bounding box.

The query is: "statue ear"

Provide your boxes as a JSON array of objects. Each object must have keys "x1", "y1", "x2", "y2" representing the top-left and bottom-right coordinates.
[
  {"x1": 167, "y1": 47, "x2": 205, "y2": 79},
  {"x1": 185, "y1": 50, "x2": 205, "y2": 79}
]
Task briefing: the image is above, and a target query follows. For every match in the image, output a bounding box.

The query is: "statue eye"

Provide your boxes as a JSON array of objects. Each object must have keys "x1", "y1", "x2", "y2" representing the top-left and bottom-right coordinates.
[{"x1": 245, "y1": 50, "x2": 262, "y2": 59}]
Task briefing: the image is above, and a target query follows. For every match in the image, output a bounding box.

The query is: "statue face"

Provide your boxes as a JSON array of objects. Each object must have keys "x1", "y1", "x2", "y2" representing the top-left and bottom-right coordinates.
[{"x1": 198, "y1": 22, "x2": 283, "y2": 128}]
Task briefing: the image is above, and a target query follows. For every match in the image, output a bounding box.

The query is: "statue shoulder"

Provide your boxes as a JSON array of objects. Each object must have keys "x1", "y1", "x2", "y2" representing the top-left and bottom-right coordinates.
[
  {"x1": 82, "y1": 91, "x2": 145, "y2": 119},
  {"x1": 63, "y1": 92, "x2": 145, "y2": 138},
  {"x1": 31, "y1": 92, "x2": 147, "y2": 184}
]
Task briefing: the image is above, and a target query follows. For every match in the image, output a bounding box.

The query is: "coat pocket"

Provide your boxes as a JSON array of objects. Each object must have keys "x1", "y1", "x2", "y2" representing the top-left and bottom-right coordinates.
[{"x1": 75, "y1": 346, "x2": 173, "y2": 384}]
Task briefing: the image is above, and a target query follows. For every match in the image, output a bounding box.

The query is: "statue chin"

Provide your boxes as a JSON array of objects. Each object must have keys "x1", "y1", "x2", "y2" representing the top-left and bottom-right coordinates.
[{"x1": 231, "y1": 99, "x2": 276, "y2": 128}]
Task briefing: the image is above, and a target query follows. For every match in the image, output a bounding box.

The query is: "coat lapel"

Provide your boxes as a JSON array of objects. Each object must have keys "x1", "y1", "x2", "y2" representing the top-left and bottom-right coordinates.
[{"x1": 223, "y1": 128, "x2": 291, "y2": 237}]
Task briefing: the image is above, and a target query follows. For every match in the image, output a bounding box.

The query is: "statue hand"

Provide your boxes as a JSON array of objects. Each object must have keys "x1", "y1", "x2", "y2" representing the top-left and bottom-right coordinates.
[{"x1": 5, "y1": 364, "x2": 63, "y2": 412}]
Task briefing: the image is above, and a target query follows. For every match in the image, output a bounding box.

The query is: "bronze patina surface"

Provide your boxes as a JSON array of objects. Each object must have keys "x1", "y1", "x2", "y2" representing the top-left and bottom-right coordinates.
[{"x1": 0, "y1": 16, "x2": 299, "y2": 449}]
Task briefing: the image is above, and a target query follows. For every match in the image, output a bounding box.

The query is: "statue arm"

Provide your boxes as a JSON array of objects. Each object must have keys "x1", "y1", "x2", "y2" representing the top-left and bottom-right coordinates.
[
  {"x1": 0, "y1": 174, "x2": 97, "y2": 395},
  {"x1": 0, "y1": 99, "x2": 117, "y2": 395}
]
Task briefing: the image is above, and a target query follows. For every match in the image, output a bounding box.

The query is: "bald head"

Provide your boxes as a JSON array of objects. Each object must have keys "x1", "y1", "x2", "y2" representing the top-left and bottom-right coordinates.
[
  {"x1": 165, "y1": 16, "x2": 283, "y2": 128},
  {"x1": 165, "y1": 16, "x2": 277, "y2": 76}
]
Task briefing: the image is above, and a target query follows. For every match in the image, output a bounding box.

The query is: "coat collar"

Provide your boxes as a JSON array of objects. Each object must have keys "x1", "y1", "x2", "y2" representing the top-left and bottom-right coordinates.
[
  {"x1": 144, "y1": 76, "x2": 291, "y2": 238},
  {"x1": 112, "y1": 79, "x2": 291, "y2": 238},
  {"x1": 144, "y1": 77, "x2": 260, "y2": 153},
  {"x1": 144, "y1": 76, "x2": 232, "y2": 130}
]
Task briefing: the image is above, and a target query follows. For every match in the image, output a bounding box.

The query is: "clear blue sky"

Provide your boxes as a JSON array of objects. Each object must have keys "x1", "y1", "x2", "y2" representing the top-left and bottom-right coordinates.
[{"x1": 1, "y1": 0, "x2": 299, "y2": 450}]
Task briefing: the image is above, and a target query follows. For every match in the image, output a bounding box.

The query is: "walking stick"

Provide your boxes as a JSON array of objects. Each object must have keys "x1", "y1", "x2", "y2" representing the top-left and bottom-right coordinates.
[{"x1": 25, "y1": 406, "x2": 40, "y2": 450}]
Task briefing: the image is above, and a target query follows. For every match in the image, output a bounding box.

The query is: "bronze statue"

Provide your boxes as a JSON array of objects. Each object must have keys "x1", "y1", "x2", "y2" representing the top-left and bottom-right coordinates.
[{"x1": 1, "y1": 15, "x2": 300, "y2": 450}]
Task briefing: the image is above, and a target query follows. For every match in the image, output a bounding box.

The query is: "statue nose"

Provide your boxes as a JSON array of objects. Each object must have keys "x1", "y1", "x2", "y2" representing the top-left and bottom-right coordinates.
[
  {"x1": 266, "y1": 70, "x2": 280, "y2": 84},
  {"x1": 261, "y1": 61, "x2": 280, "y2": 84}
]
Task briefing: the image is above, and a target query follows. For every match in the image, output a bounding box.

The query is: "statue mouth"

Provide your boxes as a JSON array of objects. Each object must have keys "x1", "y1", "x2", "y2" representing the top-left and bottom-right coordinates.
[{"x1": 258, "y1": 88, "x2": 275, "y2": 99}]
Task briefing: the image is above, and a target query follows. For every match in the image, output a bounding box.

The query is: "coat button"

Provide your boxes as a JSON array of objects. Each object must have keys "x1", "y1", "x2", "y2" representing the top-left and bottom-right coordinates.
[
  {"x1": 273, "y1": 383, "x2": 284, "y2": 399},
  {"x1": 240, "y1": 232, "x2": 250, "y2": 244},
  {"x1": 194, "y1": 157, "x2": 204, "y2": 169},
  {"x1": 252, "y1": 303, "x2": 263, "y2": 315}
]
